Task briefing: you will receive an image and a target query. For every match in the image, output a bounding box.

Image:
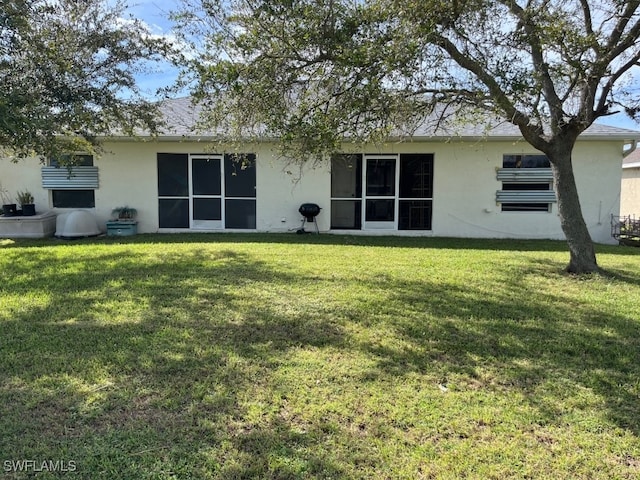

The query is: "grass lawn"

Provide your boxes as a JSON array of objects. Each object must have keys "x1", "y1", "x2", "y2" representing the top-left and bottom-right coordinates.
[{"x1": 1, "y1": 234, "x2": 640, "y2": 479}]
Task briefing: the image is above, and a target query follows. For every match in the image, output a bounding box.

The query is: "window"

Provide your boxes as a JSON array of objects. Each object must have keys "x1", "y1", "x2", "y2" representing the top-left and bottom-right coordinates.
[
  {"x1": 157, "y1": 153, "x2": 190, "y2": 228},
  {"x1": 497, "y1": 154, "x2": 555, "y2": 212},
  {"x1": 502, "y1": 154, "x2": 550, "y2": 169},
  {"x1": 157, "y1": 153, "x2": 256, "y2": 230},
  {"x1": 52, "y1": 190, "x2": 95, "y2": 208},
  {"x1": 43, "y1": 154, "x2": 98, "y2": 208},
  {"x1": 330, "y1": 153, "x2": 433, "y2": 230},
  {"x1": 49, "y1": 154, "x2": 94, "y2": 167}
]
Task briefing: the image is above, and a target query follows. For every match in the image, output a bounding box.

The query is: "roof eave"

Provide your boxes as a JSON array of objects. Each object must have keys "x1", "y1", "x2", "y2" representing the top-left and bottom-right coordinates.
[{"x1": 102, "y1": 131, "x2": 640, "y2": 143}]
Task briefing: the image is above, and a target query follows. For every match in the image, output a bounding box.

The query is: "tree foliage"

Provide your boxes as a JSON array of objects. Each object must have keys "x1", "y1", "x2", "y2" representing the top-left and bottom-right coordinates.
[
  {"x1": 175, "y1": 0, "x2": 640, "y2": 273},
  {"x1": 175, "y1": 0, "x2": 640, "y2": 149},
  {"x1": 0, "y1": 0, "x2": 172, "y2": 160}
]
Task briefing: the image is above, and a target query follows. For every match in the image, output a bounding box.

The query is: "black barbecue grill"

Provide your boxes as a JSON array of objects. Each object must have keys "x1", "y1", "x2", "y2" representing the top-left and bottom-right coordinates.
[{"x1": 297, "y1": 203, "x2": 321, "y2": 234}]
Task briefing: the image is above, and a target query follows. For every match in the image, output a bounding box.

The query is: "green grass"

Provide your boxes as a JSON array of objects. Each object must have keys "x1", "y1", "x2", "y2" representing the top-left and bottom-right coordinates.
[{"x1": 1, "y1": 234, "x2": 640, "y2": 479}]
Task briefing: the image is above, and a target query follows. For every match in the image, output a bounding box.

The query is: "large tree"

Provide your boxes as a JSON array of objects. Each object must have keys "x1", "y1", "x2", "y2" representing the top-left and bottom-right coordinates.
[
  {"x1": 0, "y1": 0, "x2": 172, "y2": 160},
  {"x1": 174, "y1": 0, "x2": 640, "y2": 273}
]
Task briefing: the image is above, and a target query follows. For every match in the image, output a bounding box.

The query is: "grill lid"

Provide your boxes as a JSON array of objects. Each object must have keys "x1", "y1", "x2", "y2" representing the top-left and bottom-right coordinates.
[{"x1": 299, "y1": 203, "x2": 321, "y2": 221}]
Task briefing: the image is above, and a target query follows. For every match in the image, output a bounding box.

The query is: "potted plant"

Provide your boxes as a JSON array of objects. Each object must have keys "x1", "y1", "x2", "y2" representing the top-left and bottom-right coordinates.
[
  {"x1": 16, "y1": 190, "x2": 36, "y2": 216},
  {"x1": 1, "y1": 183, "x2": 16, "y2": 217},
  {"x1": 111, "y1": 206, "x2": 137, "y2": 220},
  {"x1": 107, "y1": 206, "x2": 138, "y2": 236}
]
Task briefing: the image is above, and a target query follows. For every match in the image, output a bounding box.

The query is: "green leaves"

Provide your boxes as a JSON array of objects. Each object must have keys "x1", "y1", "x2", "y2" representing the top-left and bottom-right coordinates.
[
  {"x1": 174, "y1": 0, "x2": 640, "y2": 158},
  {"x1": 0, "y1": 0, "x2": 172, "y2": 160}
]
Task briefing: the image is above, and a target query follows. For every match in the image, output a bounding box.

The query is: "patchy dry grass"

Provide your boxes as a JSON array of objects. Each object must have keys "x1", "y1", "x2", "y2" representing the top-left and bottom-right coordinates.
[{"x1": 1, "y1": 234, "x2": 639, "y2": 479}]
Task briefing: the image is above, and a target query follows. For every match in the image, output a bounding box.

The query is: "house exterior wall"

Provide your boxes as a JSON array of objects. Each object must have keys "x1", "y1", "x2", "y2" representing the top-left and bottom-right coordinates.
[
  {"x1": 0, "y1": 137, "x2": 624, "y2": 244},
  {"x1": 621, "y1": 167, "x2": 640, "y2": 217}
]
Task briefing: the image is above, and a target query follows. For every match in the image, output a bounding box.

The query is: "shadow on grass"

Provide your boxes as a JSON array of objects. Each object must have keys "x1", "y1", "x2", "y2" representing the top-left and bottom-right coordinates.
[
  {"x1": 0, "y1": 244, "x2": 639, "y2": 478},
  {"x1": 0, "y1": 248, "x2": 352, "y2": 478},
  {"x1": 353, "y1": 257, "x2": 640, "y2": 435}
]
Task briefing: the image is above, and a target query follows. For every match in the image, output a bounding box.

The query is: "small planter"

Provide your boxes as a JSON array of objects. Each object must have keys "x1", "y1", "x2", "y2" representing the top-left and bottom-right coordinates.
[
  {"x1": 106, "y1": 220, "x2": 138, "y2": 237},
  {"x1": 2, "y1": 204, "x2": 17, "y2": 217},
  {"x1": 21, "y1": 204, "x2": 36, "y2": 216}
]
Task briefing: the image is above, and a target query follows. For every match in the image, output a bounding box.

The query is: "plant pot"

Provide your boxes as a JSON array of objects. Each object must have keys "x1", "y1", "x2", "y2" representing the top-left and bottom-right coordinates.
[
  {"x1": 2, "y1": 204, "x2": 17, "y2": 217},
  {"x1": 106, "y1": 220, "x2": 138, "y2": 236},
  {"x1": 21, "y1": 204, "x2": 36, "y2": 216}
]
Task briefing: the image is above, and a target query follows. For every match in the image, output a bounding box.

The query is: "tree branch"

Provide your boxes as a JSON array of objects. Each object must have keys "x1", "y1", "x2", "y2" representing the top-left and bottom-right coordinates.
[
  {"x1": 596, "y1": 51, "x2": 640, "y2": 116},
  {"x1": 432, "y1": 33, "x2": 547, "y2": 149},
  {"x1": 605, "y1": 0, "x2": 640, "y2": 52},
  {"x1": 499, "y1": 0, "x2": 564, "y2": 129},
  {"x1": 579, "y1": 0, "x2": 594, "y2": 38}
]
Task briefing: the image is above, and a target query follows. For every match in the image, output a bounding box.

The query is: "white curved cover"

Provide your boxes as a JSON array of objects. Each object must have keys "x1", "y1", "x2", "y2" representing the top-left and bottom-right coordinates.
[{"x1": 55, "y1": 210, "x2": 101, "y2": 238}]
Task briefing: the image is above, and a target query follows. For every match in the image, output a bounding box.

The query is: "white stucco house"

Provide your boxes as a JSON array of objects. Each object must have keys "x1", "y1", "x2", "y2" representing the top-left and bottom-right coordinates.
[
  {"x1": 621, "y1": 148, "x2": 640, "y2": 218},
  {"x1": 1, "y1": 97, "x2": 639, "y2": 243}
]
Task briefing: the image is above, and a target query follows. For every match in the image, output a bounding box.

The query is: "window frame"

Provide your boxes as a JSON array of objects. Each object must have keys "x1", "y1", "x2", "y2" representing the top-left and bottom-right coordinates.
[
  {"x1": 45, "y1": 153, "x2": 98, "y2": 209},
  {"x1": 497, "y1": 154, "x2": 555, "y2": 213},
  {"x1": 330, "y1": 153, "x2": 434, "y2": 231}
]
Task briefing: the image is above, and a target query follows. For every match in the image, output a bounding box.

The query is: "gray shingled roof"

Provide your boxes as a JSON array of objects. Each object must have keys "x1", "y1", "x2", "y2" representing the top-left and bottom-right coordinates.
[
  {"x1": 623, "y1": 147, "x2": 640, "y2": 167},
  {"x1": 157, "y1": 97, "x2": 203, "y2": 137},
  {"x1": 156, "y1": 96, "x2": 640, "y2": 141}
]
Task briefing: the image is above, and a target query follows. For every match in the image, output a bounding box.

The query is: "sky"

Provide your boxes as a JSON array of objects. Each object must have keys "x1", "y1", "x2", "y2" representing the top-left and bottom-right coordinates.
[
  {"x1": 127, "y1": 1, "x2": 640, "y2": 133},
  {"x1": 123, "y1": 1, "x2": 183, "y2": 97},
  {"x1": 598, "y1": 110, "x2": 640, "y2": 132}
]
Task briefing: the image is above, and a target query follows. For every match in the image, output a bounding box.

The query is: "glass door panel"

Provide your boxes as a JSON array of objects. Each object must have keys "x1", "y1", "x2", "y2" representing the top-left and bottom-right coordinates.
[
  {"x1": 191, "y1": 156, "x2": 222, "y2": 229},
  {"x1": 363, "y1": 156, "x2": 397, "y2": 229},
  {"x1": 366, "y1": 158, "x2": 396, "y2": 196},
  {"x1": 192, "y1": 158, "x2": 221, "y2": 195}
]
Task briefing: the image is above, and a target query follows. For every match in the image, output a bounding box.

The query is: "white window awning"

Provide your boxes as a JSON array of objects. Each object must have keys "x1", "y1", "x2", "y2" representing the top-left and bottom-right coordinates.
[{"x1": 41, "y1": 166, "x2": 99, "y2": 189}]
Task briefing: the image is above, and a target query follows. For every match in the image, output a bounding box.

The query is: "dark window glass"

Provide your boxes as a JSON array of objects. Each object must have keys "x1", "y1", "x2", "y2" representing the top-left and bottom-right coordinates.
[
  {"x1": 503, "y1": 154, "x2": 550, "y2": 168},
  {"x1": 157, "y1": 153, "x2": 189, "y2": 197},
  {"x1": 330, "y1": 200, "x2": 362, "y2": 229},
  {"x1": 159, "y1": 198, "x2": 189, "y2": 228},
  {"x1": 400, "y1": 154, "x2": 433, "y2": 198},
  {"x1": 192, "y1": 158, "x2": 221, "y2": 196},
  {"x1": 502, "y1": 203, "x2": 550, "y2": 212},
  {"x1": 331, "y1": 154, "x2": 362, "y2": 198},
  {"x1": 365, "y1": 199, "x2": 394, "y2": 221},
  {"x1": 49, "y1": 154, "x2": 94, "y2": 167},
  {"x1": 225, "y1": 154, "x2": 256, "y2": 198},
  {"x1": 366, "y1": 158, "x2": 395, "y2": 196},
  {"x1": 194, "y1": 198, "x2": 221, "y2": 220},
  {"x1": 225, "y1": 199, "x2": 256, "y2": 229},
  {"x1": 52, "y1": 190, "x2": 95, "y2": 208},
  {"x1": 502, "y1": 183, "x2": 551, "y2": 191},
  {"x1": 399, "y1": 200, "x2": 432, "y2": 230}
]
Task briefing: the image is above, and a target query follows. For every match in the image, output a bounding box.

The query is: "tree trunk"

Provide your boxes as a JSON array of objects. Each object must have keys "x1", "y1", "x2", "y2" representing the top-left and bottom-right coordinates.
[{"x1": 548, "y1": 144, "x2": 599, "y2": 274}]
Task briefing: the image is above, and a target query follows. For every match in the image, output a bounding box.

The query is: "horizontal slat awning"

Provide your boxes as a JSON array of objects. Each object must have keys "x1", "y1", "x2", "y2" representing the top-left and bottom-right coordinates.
[
  {"x1": 41, "y1": 166, "x2": 99, "y2": 189},
  {"x1": 496, "y1": 168, "x2": 554, "y2": 182},
  {"x1": 496, "y1": 190, "x2": 557, "y2": 203}
]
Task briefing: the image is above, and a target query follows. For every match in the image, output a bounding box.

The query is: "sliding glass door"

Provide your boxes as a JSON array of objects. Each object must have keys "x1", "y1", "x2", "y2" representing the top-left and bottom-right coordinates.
[
  {"x1": 330, "y1": 153, "x2": 433, "y2": 231},
  {"x1": 158, "y1": 153, "x2": 256, "y2": 230}
]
